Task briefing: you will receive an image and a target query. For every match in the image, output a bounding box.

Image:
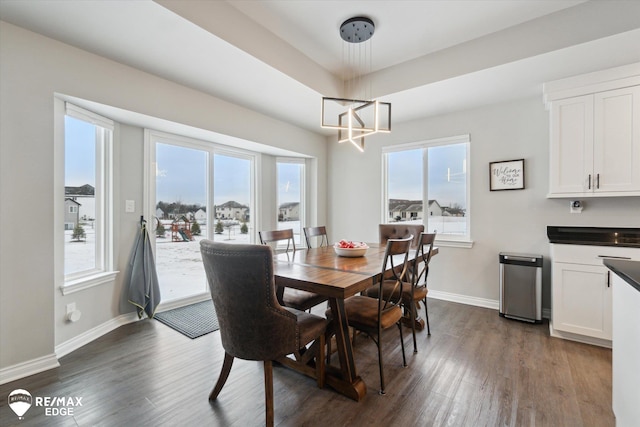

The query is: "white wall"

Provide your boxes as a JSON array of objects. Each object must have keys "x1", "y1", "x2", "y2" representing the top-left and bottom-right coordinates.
[
  {"x1": 328, "y1": 96, "x2": 640, "y2": 310},
  {"x1": 0, "y1": 21, "x2": 327, "y2": 377}
]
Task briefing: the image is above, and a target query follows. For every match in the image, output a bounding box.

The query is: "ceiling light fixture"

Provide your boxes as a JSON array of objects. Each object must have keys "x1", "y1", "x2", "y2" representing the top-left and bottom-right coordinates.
[{"x1": 321, "y1": 17, "x2": 391, "y2": 152}]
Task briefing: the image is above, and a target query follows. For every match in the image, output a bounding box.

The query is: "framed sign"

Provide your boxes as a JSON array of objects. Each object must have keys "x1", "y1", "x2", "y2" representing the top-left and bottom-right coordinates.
[{"x1": 489, "y1": 159, "x2": 525, "y2": 191}]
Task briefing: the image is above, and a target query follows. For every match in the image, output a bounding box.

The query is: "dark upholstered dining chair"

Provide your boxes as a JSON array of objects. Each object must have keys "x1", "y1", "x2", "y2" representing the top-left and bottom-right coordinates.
[
  {"x1": 200, "y1": 241, "x2": 327, "y2": 427},
  {"x1": 259, "y1": 228, "x2": 327, "y2": 312},
  {"x1": 303, "y1": 226, "x2": 329, "y2": 248},
  {"x1": 326, "y1": 235, "x2": 413, "y2": 395},
  {"x1": 379, "y1": 223, "x2": 424, "y2": 248}
]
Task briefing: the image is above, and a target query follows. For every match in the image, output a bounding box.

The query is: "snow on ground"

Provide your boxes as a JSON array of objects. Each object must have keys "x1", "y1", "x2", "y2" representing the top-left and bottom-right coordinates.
[{"x1": 66, "y1": 218, "x2": 463, "y2": 304}]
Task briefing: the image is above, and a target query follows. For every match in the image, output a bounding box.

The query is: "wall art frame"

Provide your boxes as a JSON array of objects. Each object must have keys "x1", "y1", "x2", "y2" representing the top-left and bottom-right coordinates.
[{"x1": 489, "y1": 159, "x2": 525, "y2": 191}]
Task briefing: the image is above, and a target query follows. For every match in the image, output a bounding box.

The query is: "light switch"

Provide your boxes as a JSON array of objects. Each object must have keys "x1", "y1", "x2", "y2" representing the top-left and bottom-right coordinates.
[{"x1": 125, "y1": 200, "x2": 135, "y2": 213}]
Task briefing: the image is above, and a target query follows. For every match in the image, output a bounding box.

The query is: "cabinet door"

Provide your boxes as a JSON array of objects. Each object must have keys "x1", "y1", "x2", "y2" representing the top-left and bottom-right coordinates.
[
  {"x1": 594, "y1": 86, "x2": 640, "y2": 193},
  {"x1": 549, "y1": 95, "x2": 594, "y2": 194},
  {"x1": 552, "y1": 262, "x2": 612, "y2": 340}
]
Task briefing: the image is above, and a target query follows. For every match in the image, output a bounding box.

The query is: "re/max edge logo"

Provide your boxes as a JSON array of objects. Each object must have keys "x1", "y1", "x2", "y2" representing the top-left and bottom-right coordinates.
[{"x1": 8, "y1": 389, "x2": 83, "y2": 419}]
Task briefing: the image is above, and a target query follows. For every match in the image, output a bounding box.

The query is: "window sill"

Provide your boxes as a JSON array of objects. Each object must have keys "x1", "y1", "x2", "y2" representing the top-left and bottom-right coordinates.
[
  {"x1": 435, "y1": 239, "x2": 474, "y2": 249},
  {"x1": 61, "y1": 271, "x2": 119, "y2": 295}
]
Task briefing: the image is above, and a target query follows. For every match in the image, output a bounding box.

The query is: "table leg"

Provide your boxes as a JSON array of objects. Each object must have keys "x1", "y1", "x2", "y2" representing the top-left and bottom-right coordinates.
[
  {"x1": 402, "y1": 315, "x2": 426, "y2": 331},
  {"x1": 326, "y1": 297, "x2": 366, "y2": 401},
  {"x1": 402, "y1": 301, "x2": 426, "y2": 331}
]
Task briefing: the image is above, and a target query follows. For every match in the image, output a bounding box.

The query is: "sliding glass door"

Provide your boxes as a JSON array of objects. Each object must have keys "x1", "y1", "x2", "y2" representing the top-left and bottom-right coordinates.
[
  {"x1": 147, "y1": 132, "x2": 255, "y2": 304},
  {"x1": 154, "y1": 142, "x2": 208, "y2": 302}
]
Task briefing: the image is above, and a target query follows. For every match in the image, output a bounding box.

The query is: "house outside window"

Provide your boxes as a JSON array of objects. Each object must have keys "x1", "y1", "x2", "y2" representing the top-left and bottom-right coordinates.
[{"x1": 383, "y1": 135, "x2": 471, "y2": 246}]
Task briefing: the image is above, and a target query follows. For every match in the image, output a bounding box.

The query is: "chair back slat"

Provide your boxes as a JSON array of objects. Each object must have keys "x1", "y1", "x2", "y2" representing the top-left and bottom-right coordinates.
[
  {"x1": 379, "y1": 235, "x2": 413, "y2": 312},
  {"x1": 412, "y1": 232, "x2": 436, "y2": 287},
  {"x1": 379, "y1": 223, "x2": 424, "y2": 248},
  {"x1": 303, "y1": 226, "x2": 328, "y2": 248},
  {"x1": 259, "y1": 228, "x2": 296, "y2": 253}
]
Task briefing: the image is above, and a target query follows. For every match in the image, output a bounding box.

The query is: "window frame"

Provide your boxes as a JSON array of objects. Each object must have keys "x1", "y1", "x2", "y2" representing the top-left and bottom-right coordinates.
[
  {"x1": 57, "y1": 102, "x2": 117, "y2": 294},
  {"x1": 382, "y1": 134, "x2": 472, "y2": 248},
  {"x1": 144, "y1": 129, "x2": 258, "y2": 247}
]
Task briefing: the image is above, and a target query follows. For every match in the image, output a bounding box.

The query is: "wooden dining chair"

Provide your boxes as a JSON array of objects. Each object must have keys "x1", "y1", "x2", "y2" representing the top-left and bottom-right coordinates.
[
  {"x1": 303, "y1": 226, "x2": 329, "y2": 248},
  {"x1": 379, "y1": 223, "x2": 424, "y2": 248},
  {"x1": 200, "y1": 240, "x2": 327, "y2": 427},
  {"x1": 326, "y1": 235, "x2": 413, "y2": 395},
  {"x1": 258, "y1": 228, "x2": 296, "y2": 253},
  {"x1": 259, "y1": 228, "x2": 328, "y2": 311},
  {"x1": 367, "y1": 232, "x2": 437, "y2": 353},
  {"x1": 412, "y1": 232, "x2": 436, "y2": 340}
]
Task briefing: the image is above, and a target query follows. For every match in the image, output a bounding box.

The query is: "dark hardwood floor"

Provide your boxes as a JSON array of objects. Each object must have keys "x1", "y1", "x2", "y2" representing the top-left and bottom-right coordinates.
[{"x1": 1, "y1": 299, "x2": 614, "y2": 426}]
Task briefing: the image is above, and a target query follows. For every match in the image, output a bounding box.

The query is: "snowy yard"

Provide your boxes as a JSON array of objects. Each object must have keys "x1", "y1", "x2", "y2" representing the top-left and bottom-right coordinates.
[{"x1": 66, "y1": 217, "x2": 460, "y2": 304}]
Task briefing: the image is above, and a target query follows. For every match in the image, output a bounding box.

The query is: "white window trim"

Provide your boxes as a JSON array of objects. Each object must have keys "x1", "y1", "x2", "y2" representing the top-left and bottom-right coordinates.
[
  {"x1": 61, "y1": 271, "x2": 119, "y2": 296},
  {"x1": 382, "y1": 134, "x2": 473, "y2": 248},
  {"x1": 56, "y1": 100, "x2": 117, "y2": 292}
]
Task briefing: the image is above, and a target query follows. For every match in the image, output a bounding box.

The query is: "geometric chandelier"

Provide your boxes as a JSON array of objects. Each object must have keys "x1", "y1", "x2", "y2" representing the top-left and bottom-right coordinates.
[{"x1": 321, "y1": 17, "x2": 391, "y2": 152}]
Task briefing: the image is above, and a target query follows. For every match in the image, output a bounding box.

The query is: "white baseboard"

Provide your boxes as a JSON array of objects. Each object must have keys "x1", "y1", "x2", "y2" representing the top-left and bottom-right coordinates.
[
  {"x1": 155, "y1": 292, "x2": 211, "y2": 313},
  {"x1": 428, "y1": 289, "x2": 499, "y2": 310},
  {"x1": 55, "y1": 312, "x2": 141, "y2": 359},
  {"x1": 1, "y1": 313, "x2": 140, "y2": 385},
  {"x1": 0, "y1": 353, "x2": 60, "y2": 386},
  {"x1": 428, "y1": 290, "x2": 552, "y2": 320}
]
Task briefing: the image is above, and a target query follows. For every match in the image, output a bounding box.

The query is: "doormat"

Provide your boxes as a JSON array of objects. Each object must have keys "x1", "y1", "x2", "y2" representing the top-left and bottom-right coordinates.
[{"x1": 155, "y1": 300, "x2": 219, "y2": 339}]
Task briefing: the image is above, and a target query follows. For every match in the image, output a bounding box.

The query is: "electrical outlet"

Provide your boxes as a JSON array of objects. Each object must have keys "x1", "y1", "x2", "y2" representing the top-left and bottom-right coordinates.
[{"x1": 570, "y1": 200, "x2": 583, "y2": 213}]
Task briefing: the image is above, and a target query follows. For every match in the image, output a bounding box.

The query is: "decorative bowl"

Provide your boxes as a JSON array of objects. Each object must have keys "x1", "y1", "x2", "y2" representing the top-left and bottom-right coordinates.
[{"x1": 333, "y1": 242, "x2": 369, "y2": 257}]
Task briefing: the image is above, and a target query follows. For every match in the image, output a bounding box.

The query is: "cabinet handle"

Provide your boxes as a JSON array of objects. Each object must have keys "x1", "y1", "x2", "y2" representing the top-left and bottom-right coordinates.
[
  {"x1": 596, "y1": 173, "x2": 600, "y2": 189},
  {"x1": 607, "y1": 271, "x2": 610, "y2": 288},
  {"x1": 598, "y1": 255, "x2": 631, "y2": 260},
  {"x1": 588, "y1": 174, "x2": 592, "y2": 190}
]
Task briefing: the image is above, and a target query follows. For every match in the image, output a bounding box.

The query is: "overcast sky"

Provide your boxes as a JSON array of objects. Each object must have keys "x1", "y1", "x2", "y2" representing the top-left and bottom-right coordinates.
[
  {"x1": 65, "y1": 116, "x2": 301, "y2": 208},
  {"x1": 66, "y1": 117, "x2": 464, "y2": 211}
]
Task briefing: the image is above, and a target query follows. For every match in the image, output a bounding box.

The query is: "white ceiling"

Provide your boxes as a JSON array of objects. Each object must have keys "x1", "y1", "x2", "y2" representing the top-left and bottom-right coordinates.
[{"x1": 1, "y1": 0, "x2": 639, "y2": 137}]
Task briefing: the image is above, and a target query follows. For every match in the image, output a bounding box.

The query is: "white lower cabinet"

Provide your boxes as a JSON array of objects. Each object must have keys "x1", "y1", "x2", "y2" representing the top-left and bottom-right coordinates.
[
  {"x1": 550, "y1": 244, "x2": 639, "y2": 347},
  {"x1": 551, "y1": 262, "x2": 611, "y2": 340}
]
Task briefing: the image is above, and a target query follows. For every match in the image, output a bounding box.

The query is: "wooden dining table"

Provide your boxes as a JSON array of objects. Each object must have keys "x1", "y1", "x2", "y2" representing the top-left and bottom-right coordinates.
[{"x1": 272, "y1": 243, "x2": 437, "y2": 401}]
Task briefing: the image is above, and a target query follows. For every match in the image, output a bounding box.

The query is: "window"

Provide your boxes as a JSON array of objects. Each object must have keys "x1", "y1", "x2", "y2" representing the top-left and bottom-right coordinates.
[
  {"x1": 147, "y1": 131, "x2": 256, "y2": 302},
  {"x1": 213, "y1": 152, "x2": 253, "y2": 243},
  {"x1": 63, "y1": 103, "x2": 114, "y2": 287},
  {"x1": 277, "y1": 159, "x2": 305, "y2": 245},
  {"x1": 383, "y1": 135, "x2": 471, "y2": 245}
]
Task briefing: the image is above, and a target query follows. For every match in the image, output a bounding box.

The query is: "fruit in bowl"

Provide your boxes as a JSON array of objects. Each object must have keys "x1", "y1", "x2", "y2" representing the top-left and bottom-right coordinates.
[{"x1": 334, "y1": 240, "x2": 369, "y2": 257}]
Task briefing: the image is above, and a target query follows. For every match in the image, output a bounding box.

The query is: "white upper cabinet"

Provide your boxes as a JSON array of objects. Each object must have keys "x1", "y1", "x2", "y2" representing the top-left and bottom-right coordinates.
[
  {"x1": 594, "y1": 87, "x2": 640, "y2": 193},
  {"x1": 544, "y1": 63, "x2": 640, "y2": 198}
]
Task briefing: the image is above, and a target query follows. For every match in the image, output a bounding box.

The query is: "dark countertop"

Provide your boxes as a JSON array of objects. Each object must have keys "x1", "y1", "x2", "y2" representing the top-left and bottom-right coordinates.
[
  {"x1": 547, "y1": 226, "x2": 640, "y2": 248},
  {"x1": 604, "y1": 259, "x2": 640, "y2": 293}
]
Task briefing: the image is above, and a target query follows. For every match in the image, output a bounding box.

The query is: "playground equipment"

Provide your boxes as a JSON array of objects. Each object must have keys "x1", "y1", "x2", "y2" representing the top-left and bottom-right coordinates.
[{"x1": 171, "y1": 217, "x2": 194, "y2": 242}]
